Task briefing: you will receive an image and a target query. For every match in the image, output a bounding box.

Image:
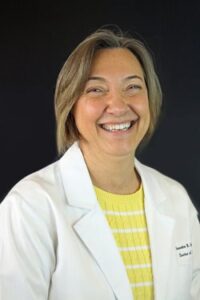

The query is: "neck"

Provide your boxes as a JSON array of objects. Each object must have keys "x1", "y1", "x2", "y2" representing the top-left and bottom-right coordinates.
[{"x1": 80, "y1": 143, "x2": 140, "y2": 195}]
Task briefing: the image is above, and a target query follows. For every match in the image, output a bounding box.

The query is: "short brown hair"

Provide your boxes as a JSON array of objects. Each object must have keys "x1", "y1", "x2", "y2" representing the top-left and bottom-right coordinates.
[{"x1": 54, "y1": 28, "x2": 162, "y2": 155}]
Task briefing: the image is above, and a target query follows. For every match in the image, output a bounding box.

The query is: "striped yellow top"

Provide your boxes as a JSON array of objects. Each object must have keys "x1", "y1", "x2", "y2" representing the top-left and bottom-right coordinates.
[{"x1": 95, "y1": 185, "x2": 154, "y2": 300}]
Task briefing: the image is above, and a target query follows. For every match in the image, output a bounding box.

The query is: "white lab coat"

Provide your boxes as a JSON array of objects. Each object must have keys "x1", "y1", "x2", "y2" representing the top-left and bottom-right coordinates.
[{"x1": 0, "y1": 142, "x2": 200, "y2": 300}]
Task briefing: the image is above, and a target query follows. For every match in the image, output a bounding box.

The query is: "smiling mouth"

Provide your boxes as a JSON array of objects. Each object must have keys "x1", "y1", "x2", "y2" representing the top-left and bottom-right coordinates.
[{"x1": 100, "y1": 121, "x2": 137, "y2": 132}]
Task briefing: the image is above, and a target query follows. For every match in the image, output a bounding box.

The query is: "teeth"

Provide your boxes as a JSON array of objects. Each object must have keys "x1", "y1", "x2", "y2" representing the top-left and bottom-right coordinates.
[{"x1": 102, "y1": 122, "x2": 132, "y2": 132}]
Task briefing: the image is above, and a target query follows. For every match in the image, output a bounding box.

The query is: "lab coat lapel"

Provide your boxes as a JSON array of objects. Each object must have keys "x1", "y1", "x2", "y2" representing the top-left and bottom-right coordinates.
[
  {"x1": 59, "y1": 143, "x2": 133, "y2": 300},
  {"x1": 145, "y1": 198, "x2": 175, "y2": 300},
  {"x1": 136, "y1": 160, "x2": 175, "y2": 300},
  {"x1": 74, "y1": 208, "x2": 133, "y2": 300}
]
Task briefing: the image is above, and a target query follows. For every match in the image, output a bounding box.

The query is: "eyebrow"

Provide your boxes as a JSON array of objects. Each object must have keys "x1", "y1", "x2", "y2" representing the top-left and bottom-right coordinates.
[
  {"x1": 87, "y1": 76, "x2": 106, "y2": 82},
  {"x1": 87, "y1": 75, "x2": 144, "y2": 82},
  {"x1": 123, "y1": 75, "x2": 144, "y2": 82}
]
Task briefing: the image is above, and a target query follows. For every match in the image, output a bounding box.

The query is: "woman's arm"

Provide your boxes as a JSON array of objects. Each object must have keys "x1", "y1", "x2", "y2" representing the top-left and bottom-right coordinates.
[
  {"x1": 0, "y1": 190, "x2": 56, "y2": 300},
  {"x1": 190, "y1": 204, "x2": 200, "y2": 300}
]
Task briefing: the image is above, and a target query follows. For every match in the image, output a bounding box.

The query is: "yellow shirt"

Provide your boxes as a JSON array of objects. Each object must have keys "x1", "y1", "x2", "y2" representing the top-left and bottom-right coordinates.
[{"x1": 95, "y1": 185, "x2": 154, "y2": 300}]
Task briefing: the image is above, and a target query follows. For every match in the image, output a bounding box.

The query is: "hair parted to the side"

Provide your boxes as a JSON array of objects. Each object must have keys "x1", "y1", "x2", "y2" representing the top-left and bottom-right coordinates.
[{"x1": 54, "y1": 27, "x2": 162, "y2": 155}]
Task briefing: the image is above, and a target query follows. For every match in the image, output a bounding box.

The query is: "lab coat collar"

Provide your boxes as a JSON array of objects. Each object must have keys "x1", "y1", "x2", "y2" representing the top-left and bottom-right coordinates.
[
  {"x1": 59, "y1": 142, "x2": 168, "y2": 211},
  {"x1": 135, "y1": 159, "x2": 167, "y2": 206},
  {"x1": 135, "y1": 159, "x2": 175, "y2": 300},
  {"x1": 59, "y1": 142, "x2": 97, "y2": 209},
  {"x1": 59, "y1": 142, "x2": 133, "y2": 299}
]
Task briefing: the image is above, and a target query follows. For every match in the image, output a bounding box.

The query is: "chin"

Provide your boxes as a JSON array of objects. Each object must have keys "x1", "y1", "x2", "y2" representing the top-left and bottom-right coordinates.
[{"x1": 104, "y1": 145, "x2": 136, "y2": 157}]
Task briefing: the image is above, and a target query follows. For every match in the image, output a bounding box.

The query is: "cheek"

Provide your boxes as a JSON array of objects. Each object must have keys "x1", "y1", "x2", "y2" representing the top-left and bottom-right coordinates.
[
  {"x1": 134, "y1": 97, "x2": 151, "y2": 132},
  {"x1": 84, "y1": 104, "x2": 101, "y2": 118},
  {"x1": 73, "y1": 100, "x2": 105, "y2": 129},
  {"x1": 72, "y1": 101, "x2": 85, "y2": 130},
  {"x1": 143, "y1": 101, "x2": 151, "y2": 126},
  {"x1": 131, "y1": 96, "x2": 150, "y2": 116}
]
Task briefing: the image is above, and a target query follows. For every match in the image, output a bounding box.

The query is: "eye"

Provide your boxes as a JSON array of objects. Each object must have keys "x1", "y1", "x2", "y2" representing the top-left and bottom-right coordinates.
[
  {"x1": 127, "y1": 84, "x2": 142, "y2": 90},
  {"x1": 86, "y1": 87, "x2": 103, "y2": 93},
  {"x1": 124, "y1": 83, "x2": 143, "y2": 95},
  {"x1": 85, "y1": 86, "x2": 107, "y2": 95}
]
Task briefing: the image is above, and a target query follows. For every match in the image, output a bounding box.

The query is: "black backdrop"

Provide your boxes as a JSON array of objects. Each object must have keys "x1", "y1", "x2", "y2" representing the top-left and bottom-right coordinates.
[{"x1": 1, "y1": 1, "x2": 200, "y2": 211}]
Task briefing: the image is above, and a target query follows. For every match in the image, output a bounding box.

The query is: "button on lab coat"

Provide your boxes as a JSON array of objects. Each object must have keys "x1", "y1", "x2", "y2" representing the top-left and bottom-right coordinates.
[{"x1": 0, "y1": 142, "x2": 200, "y2": 300}]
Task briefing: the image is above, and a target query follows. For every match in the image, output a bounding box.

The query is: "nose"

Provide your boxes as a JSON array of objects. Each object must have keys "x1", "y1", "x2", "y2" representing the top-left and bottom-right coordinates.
[{"x1": 105, "y1": 91, "x2": 129, "y2": 116}]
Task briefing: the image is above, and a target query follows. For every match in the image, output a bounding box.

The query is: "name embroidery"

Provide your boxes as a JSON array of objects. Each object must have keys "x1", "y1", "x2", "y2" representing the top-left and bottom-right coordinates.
[{"x1": 176, "y1": 242, "x2": 192, "y2": 258}]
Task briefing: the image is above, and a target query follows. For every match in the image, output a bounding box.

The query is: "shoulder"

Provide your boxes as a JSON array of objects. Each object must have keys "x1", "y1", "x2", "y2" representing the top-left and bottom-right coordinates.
[
  {"x1": 0, "y1": 159, "x2": 63, "y2": 223},
  {"x1": 135, "y1": 159, "x2": 197, "y2": 214},
  {"x1": 5, "y1": 160, "x2": 58, "y2": 197},
  {"x1": 136, "y1": 159, "x2": 186, "y2": 191},
  {"x1": 0, "y1": 142, "x2": 84, "y2": 218},
  {"x1": 0, "y1": 163, "x2": 59, "y2": 284},
  {"x1": 3, "y1": 142, "x2": 82, "y2": 203}
]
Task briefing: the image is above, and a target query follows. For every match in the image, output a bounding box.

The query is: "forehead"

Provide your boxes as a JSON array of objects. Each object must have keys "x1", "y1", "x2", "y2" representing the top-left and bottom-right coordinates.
[{"x1": 89, "y1": 48, "x2": 144, "y2": 76}]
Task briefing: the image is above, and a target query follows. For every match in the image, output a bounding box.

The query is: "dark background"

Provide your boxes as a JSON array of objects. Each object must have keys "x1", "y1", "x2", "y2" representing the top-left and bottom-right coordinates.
[{"x1": 1, "y1": 1, "x2": 200, "y2": 211}]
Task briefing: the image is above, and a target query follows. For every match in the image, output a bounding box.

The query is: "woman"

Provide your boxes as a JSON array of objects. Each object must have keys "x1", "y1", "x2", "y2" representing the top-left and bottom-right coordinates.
[{"x1": 0, "y1": 28, "x2": 199, "y2": 300}]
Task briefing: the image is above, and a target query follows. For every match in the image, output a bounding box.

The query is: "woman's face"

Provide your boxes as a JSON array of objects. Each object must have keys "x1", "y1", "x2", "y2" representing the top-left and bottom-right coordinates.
[{"x1": 73, "y1": 48, "x2": 150, "y2": 158}]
